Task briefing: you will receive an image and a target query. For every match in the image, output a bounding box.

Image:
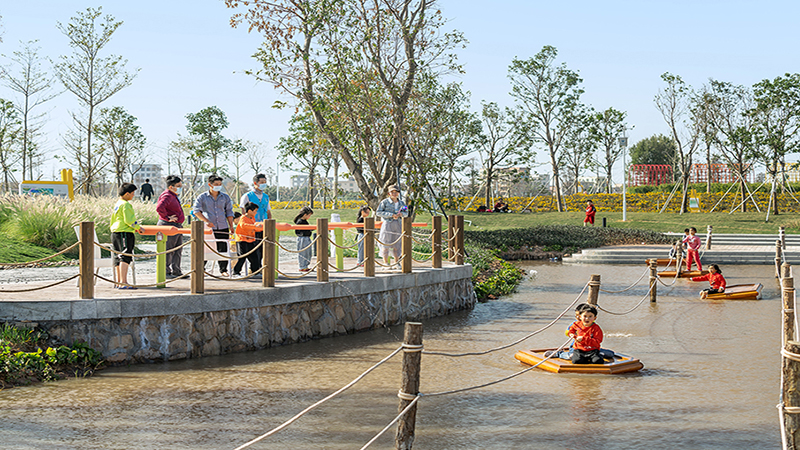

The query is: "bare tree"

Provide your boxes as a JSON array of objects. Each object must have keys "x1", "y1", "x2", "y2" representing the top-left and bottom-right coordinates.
[
  {"x1": 0, "y1": 99, "x2": 21, "y2": 191},
  {"x1": 94, "y1": 106, "x2": 146, "y2": 188}
]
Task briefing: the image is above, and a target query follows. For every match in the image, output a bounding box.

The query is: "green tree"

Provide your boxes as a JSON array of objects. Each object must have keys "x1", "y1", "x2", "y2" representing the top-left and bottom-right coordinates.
[
  {"x1": 629, "y1": 134, "x2": 677, "y2": 167},
  {"x1": 277, "y1": 112, "x2": 328, "y2": 208},
  {"x1": 0, "y1": 99, "x2": 20, "y2": 192},
  {"x1": 54, "y1": 7, "x2": 138, "y2": 194},
  {"x1": 94, "y1": 106, "x2": 146, "y2": 188},
  {"x1": 560, "y1": 107, "x2": 596, "y2": 195},
  {"x1": 588, "y1": 107, "x2": 627, "y2": 193},
  {"x1": 509, "y1": 46, "x2": 585, "y2": 212},
  {"x1": 185, "y1": 106, "x2": 230, "y2": 175}
]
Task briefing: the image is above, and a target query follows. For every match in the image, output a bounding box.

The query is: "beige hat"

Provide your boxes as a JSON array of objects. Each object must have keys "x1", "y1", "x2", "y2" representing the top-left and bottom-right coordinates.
[{"x1": 388, "y1": 185, "x2": 400, "y2": 192}]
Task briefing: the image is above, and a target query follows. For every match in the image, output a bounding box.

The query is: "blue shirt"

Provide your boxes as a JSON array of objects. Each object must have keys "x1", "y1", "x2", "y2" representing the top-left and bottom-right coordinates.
[
  {"x1": 193, "y1": 191, "x2": 234, "y2": 230},
  {"x1": 240, "y1": 190, "x2": 271, "y2": 222},
  {"x1": 375, "y1": 198, "x2": 408, "y2": 222}
]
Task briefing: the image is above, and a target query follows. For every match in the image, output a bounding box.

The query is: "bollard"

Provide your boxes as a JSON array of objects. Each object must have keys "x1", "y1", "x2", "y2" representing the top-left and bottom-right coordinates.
[
  {"x1": 587, "y1": 274, "x2": 600, "y2": 306},
  {"x1": 79, "y1": 221, "x2": 94, "y2": 299},
  {"x1": 455, "y1": 215, "x2": 465, "y2": 265},
  {"x1": 401, "y1": 217, "x2": 412, "y2": 274},
  {"x1": 649, "y1": 259, "x2": 658, "y2": 303},
  {"x1": 781, "y1": 226, "x2": 787, "y2": 251},
  {"x1": 784, "y1": 262, "x2": 793, "y2": 281},
  {"x1": 317, "y1": 218, "x2": 329, "y2": 282},
  {"x1": 783, "y1": 277, "x2": 795, "y2": 346},
  {"x1": 447, "y1": 215, "x2": 456, "y2": 262},
  {"x1": 191, "y1": 220, "x2": 204, "y2": 294},
  {"x1": 263, "y1": 219, "x2": 276, "y2": 287},
  {"x1": 432, "y1": 216, "x2": 442, "y2": 269},
  {"x1": 705, "y1": 225, "x2": 713, "y2": 250},
  {"x1": 395, "y1": 322, "x2": 423, "y2": 450},
  {"x1": 156, "y1": 231, "x2": 166, "y2": 288},
  {"x1": 676, "y1": 239, "x2": 684, "y2": 273},
  {"x1": 777, "y1": 240, "x2": 783, "y2": 279},
  {"x1": 364, "y1": 217, "x2": 375, "y2": 277},
  {"x1": 781, "y1": 340, "x2": 800, "y2": 448},
  {"x1": 602, "y1": 217, "x2": 607, "y2": 228}
]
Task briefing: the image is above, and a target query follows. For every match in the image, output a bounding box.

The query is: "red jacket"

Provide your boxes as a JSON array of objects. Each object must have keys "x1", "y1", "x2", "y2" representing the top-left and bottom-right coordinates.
[
  {"x1": 566, "y1": 321, "x2": 603, "y2": 351},
  {"x1": 155, "y1": 190, "x2": 185, "y2": 224},
  {"x1": 234, "y1": 215, "x2": 263, "y2": 243},
  {"x1": 691, "y1": 272, "x2": 726, "y2": 291},
  {"x1": 585, "y1": 204, "x2": 596, "y2": 217}
]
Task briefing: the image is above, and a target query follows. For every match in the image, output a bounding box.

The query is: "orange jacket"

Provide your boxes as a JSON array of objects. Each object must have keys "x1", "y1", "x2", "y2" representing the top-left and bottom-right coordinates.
[
  {"x1": 566, "y1": 321, "x2": 603, "y2": 351},
  {"x1": 234, "y1": 215, "x2": 263, "y2": 243},
  {"x1": 691, "y1": 272, "x2": 726, "y2": 291}
]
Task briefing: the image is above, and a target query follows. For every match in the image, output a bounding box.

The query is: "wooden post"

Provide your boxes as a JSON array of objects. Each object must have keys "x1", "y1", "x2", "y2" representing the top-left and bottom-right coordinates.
[
  {"x1": 676, "y1": 239, "x2": 684, "y2": 273},
  {"x1": 401, "y1": 217, "x2": 412, "y2": 273},
  {"x1": 781, "y1": 340, "x2": 800, "y2": 448},
  {"x1": 781, "y1": 226, "x2": 787, "y2": 251},
  {"x1": 191, "y1": 220, "x2": 204, "y2": 294},
  {"x1": 263, "y1": 219, "x2": 276, "y2": 287},
  {"x1": 364, "y1": 217, "x2": 375, "y2": 277},
  {"x1": 777, "y1": 239, "x2": 783, "y2": 279},
  {"x1": 79, "y1": 221, "x2": 94, "y2": 299},
  {"x1": 317, "y1": 218, "x2": 329, "y2": 282},
  {"x1": 447, "y1": 215, "x2": 456, "y2": 262},
  {"x1": 395, "y1": 322, "x2": 423, "y2": 450},
  {"x1": 587, "y1": 274, "x2": 600, "y2": 306},
  {"x1": 455, "y1": 215, "x2": 465, "y2": 265},
  {"x1": 649, "y1": 259, "x2": 658, "y2": 303},
  {"x1": 784, "y1": 277, "x2": 795, "y2": 346},
  {"x1": 705, "y1": 225, "x2": 713, "y2": 250},
  {"x1": 432, "y1": 216, "x2": 442, "y2": 269},
  {"x1": 783, "y1": 262, "x2": 793, "y2": 281}
]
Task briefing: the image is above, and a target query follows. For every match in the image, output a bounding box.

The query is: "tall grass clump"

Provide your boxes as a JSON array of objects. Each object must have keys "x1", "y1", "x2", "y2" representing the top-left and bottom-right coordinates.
[{"x1": 465, "y1": 225, "x2": 672, "y2": 252}]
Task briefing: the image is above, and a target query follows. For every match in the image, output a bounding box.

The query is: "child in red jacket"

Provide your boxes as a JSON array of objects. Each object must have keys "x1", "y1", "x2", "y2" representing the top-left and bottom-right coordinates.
[
  {"x1": 566, "y1": 303, "x2": 604, "y2": 364},
  {"x1": 691, "y1": 264, "x2": 726, "y2": 298}
]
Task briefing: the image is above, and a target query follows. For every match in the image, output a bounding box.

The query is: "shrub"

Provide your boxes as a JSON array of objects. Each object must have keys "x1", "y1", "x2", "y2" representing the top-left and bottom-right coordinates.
[{"x1": 465, "y1": 225, "x2": 672, "y2": 251}]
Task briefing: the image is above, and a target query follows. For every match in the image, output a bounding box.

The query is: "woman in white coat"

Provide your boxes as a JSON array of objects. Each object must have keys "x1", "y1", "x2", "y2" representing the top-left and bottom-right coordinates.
[{"x1": 375, "y1": 185, "x2": 408, "y2": 269}]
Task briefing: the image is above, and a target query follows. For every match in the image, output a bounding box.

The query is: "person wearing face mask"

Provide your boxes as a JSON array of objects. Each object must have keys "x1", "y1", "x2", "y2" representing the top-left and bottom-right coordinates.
[
  {"x1": 239, "y1": 174, "x2": 272, "y2": 263},
  {"x1": 156, "y1": 175, "x2": 185, "y2": 278},
  {"x1": 193, "y1": 174, "x2": 235, "y2": 276}
]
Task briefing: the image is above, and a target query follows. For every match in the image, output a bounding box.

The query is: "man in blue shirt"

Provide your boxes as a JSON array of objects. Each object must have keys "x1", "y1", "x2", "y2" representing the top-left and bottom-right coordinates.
[
  {"x1": 240, "y1": 173, "x2": 272, "y2": 267},
  {"x1": 193, "y1": 174, "x2": 235, "y2": 276}
]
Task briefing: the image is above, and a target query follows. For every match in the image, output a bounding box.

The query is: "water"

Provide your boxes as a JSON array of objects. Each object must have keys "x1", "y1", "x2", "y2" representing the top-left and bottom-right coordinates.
[{"x1": 0, "y1": 262, "x2": 782, "y2": 449}]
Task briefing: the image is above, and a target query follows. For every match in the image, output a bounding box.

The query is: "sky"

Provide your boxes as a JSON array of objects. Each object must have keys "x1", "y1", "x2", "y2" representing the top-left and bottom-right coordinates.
[{"x1": 1, "y1": 1, "x2": 799, "y2": 186}]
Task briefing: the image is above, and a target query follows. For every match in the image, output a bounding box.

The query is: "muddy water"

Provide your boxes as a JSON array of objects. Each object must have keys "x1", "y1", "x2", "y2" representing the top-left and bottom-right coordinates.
[{"x1": 0, "y1": 263, "x2": 781, "y2": 449}]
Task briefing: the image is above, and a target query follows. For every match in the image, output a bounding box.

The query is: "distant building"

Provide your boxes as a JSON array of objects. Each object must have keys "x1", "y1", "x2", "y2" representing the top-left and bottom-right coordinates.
[
  {"x1": 339, "y1": 178, "x2": 359, "y2": 193},
  {"x1": 132, "y1": 164, "x2": 164, "y2": 193},
  {"x1": 291, "y1": 174, "x2": 308, "y2": 188}
]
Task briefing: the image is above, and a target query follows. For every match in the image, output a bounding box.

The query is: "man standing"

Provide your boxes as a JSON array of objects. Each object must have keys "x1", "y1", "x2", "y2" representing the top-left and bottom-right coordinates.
[
  {"x1": 155, "y1": 175, "x2": 185, "y2": 278},
  {"x1": 193, "y1": 174, "x2": 235, "y2": 276},
  {"x1": 140, "y1": 178, "x2": 154, "y2": 202},
  {"x1": 240, "y1": 173, "x2": 272, "y2": 267}
]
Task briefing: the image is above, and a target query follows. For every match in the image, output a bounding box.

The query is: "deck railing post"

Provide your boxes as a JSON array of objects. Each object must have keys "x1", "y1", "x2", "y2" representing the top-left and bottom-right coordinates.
[
  {"x1": 777, "y1": 239, "x2": 784, "y2": 279},
  {"x1": 649, "y1": 259, "x2": 658, "y2": 303},
  {"x1": 395, "y1": 322, "x2": 422, "y2": 450},
  {"x1": 401, "y1": 217, "x2": 412, "y2": 273},
  {"x1": 317, "y1": 218, "x2": 329, "y2": 282},
  {"x1": 263, "y1": 219, "x2": 276, "y2": 287},
  {"x1": 364, "y1": 217, "x2": 375, "y2": 277},
  {"x1": 587, "y1": 274, "x2": 600, "y2": 306},
  {"x1": 432, "y1": 216, "x2": 442, "y2": 268},
  {"x1": 79, "y1": 221, "x2": 94, "y2": 299},
  {"x1": 705, "y1": 225, "x2": 713, "y2": 250},
  {"x1": 455, "y1": 215, "x2": 465, "y2": 266},
  {"x1": 191, "y1": 220, "x2": 204, "y2": 294},
  {"x1": 447, "y1": 215, "x2": 456, "y2": 262}
]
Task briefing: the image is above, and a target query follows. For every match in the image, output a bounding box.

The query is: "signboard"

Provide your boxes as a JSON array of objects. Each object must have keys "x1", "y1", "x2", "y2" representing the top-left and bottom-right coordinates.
[
  {"x1": 618, "y1": 137, "x2": 628, "y2": 148},
  {"x1": 19, "y1": 169, "x2": 75, "y2": 201}
]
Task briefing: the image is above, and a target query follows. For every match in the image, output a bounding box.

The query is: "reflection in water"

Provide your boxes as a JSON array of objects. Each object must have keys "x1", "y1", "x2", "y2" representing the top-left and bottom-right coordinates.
[{"x1": 0, "y1": 263, "x2": 782, "y2": 449}]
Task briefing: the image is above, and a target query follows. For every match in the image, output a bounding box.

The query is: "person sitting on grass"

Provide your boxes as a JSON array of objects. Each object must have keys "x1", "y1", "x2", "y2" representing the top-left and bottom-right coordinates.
[
  {"x1": 566, "y1": 303, "x2": 604, "y2": 364},
  {"x1": 111, "y1": 182, "x2": 141, "y2": 289},
  {"x1": 691, "y1": 264, "x2": 726, "y2": 299},
  {"x1": 232, "y1": 203, "x2": 263, "y2": 277}
]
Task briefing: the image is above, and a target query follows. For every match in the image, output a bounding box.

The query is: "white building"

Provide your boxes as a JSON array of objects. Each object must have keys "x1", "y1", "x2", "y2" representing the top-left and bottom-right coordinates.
[{"x1": 132, "y1": 164, "x2": 164, "y2": 193}]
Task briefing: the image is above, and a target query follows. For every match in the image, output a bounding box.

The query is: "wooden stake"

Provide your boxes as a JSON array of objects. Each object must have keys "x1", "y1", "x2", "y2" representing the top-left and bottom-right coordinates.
[
  {"x1": 587, "y1": 274, "x2": 600, "y2": 306},
  {"x1": 432, "y1": 216, "x2": 442, "y2": 269},
  {"x1": 317, "y1": 218, "x2": 329, "y2": 282},
  {"x1": 777, "y1": 239, "x2": 783, "y2": 279},
  {"x1": 676, "y1": 240, "x2": 684, "y2": 273},
  {"x1": 705, "y1": 225, "x2": 713, "y2": 250},
  {"x1": 401, "y1": 217, "x2": 413, "y2": 273},
  {"x1": 649, "y1": 259, "x2": 658, "y2": 303},
  {"x1": 191, "y1": 220, "x2": 204, "y2": 294},
  {"x1": 455, "y1": 215, "x2": 465, "y2": 265},
  {"x1": 395, "y1": 322, "x2": 422, "y2": 450},
  {"x1": 263, "y1": 219, "x2": 276, "y2": 287},
  {"x1": 79, "y1": 221, "x2": 94, "y2": 299},
  {"x1": 783, "y1": 262, "x2": 793, "y2": 281},
  {"x1": 781, "y1": 340, "x2": 800, "y2": 448},
  {"x1": 783, "y1": 277, "x2": 795, "y2": 346},
  {"x1": 364, "y1": 217, "x2": 375, "y2": 277},
  {"x1": 447, "y1": 215, "x2": 455, "y2": 262}
]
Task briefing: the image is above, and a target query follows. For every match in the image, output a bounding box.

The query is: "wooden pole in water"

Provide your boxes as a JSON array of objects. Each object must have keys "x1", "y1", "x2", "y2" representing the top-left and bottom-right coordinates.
[
  {"x1": 705, "y1": 225, "x2": 713, "y2": 250},
  {"x1": 79, "y1": 221, "x2": 94, "y2": 299},
  {"x1": 781, "y1": 340, "x2": 800, "y2": 448},
  {"x1": 649, "y1": 259, "x2": 658, "y2": 303},
  {"x1": 401, "y1": 217, "x2": 412, "y2": 273},
  {"x1": 317, "y1": 218, "x2": 329, "y2": 282},
  {"x1": 263, "y1": 219, "x2": 276, "y2": 287},
  {"x1": 675, "y1": 239, "x2": 684, "y2": 273},
  {"x1": 364, "y1": 217, "x2": 375, "y2": 277},
  {"x1": 587, "y1": 274, "x2": 600, "y2": 306},
  {"x1": 191, "y1": 220, "x2": 204, "y2": 294},
  {"x1": 783, "y1": 277, "x2": 795, "y2": 346},
  {"x1": 432, "y1": 216, "x2": 442, "y2": 269},
  {"x1": 777, "y1": 240, "x2": 784, "y2": 279},
  {"x1": 395, "y1": 322, "x2": 422, "y2": 450},
  {"x1": 783, "y1": 262, "x2": 793, "y2": 281}
]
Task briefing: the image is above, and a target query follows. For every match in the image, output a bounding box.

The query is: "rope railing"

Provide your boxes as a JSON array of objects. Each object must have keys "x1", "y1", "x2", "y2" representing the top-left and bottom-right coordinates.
[
  {"x1": 204, "y1": 266, "x2": 265, "y2": 281},
  {"x1": 233, "y1": 345, "x2": 404, "y2": 450},
  {"x1": 275, "y1": 260, "x2": 323, "y2": 279},
  {"x1": 598, "y1": 266, "x2": 650, "y2": 293},
  {"x1": 327, "y1": 236, "x2": 361, "y2": 250},
  {"x1": 327, "y1": 261, "x2": 363, "y2": 272},
  {"x1": 374, "y1": 234, "x2": 404, "y2": 247},
  {"x1": 359, "y1": 396, "x2": 420, "y2": 450},
  {"x1": 95, "y1": 272, "x2": 192, "y2": 288},
  {"x1": 596, "y1": 282, "x2": 655, "y2": 316},
  {"x1": 274, "y1": 236, "x2": 318, "y2": 254},
  {"x1": 202, "y1": 240, "x2": 261, "y2": 260},
  {"x1": 0, "y1": 274, "x2": 80, "y2": 293},
  {"x1": 0, "y1": 241, "x2": 80, "y2": 267},
  {"x1": 96, "y1": 239, "x2": 193, "y2": 258}
]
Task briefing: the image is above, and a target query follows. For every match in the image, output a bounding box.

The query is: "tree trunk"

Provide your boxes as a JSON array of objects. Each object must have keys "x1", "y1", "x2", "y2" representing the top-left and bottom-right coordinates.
[
  {"x1": 706, "y1": 143, "x2": 711, "y2": 193},
  {"x1": 308, "y1": 168, "x2": 315, "y2": 209},
  {"x1": 552, "y1": 156, "x2": 563, "y2": 212},
  {"x1": 85, "y1": 104, "x2": 94, "y2": 195},
  {"x1": 484, "y1": 165, "x2": 493, "y2": 209},
  {"x1": 773, "y1": 160, "x2": 780, "y2": 215},
  {"x1": 680, "y1": 172, "x2": 690, "y2": 214},
  {"x1": 740, "y1": 179, "x2": 747, "y2": 213},
  {"x1": 606, "y1": 164, "x2": 613, "y2": 194},
  {"x1": 333, "y1": 156, "x2": 339, "y2": 209}
]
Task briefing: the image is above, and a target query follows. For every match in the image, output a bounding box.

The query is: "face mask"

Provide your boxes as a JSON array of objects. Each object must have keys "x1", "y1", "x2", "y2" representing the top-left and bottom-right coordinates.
[
  {"x1": 211, "y1": 185, "x2": 222, "y2": 192},
  {"x1": 258, "y1": 183, "x2": 268, "y2": 191},
  {"x1": 175, "y1": 187, "x2": 182, "y2": 195}
]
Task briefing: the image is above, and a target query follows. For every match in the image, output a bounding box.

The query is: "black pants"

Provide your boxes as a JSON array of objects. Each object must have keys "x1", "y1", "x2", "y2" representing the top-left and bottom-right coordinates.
[
  {"x1": 112, "y1": 232, "x2": 135, "y2": 266},
  {"x1": 157, "y1": 220, "x2": 183, "y2": 275},
  {"x1": 212, "y1": 229, "x2": 230, "y2": 272},
  {"x1": 571, "y1": 348, "x2": 604, "y2": 365},
  {"x1": 254, "y1": 231, "x2": 263, "y2": 262},
  {"x1": 702, "y1": 288, "x2": 723, "y2": 295},
  {"x1": 233, "y1": 240, "x2": 261, "y2": 275}
]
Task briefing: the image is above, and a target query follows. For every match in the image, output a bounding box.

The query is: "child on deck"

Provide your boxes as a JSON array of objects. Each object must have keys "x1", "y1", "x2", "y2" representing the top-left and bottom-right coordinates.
[
  {"x1": 691, "y1": 264, "x2": 726, "y2": 299},
  {"x1": 232, "y1": 204, "x2": 263, "y2": 277},
  {"x1": 583, "y1": 200, "x2": 596, "y2": 226},
  {"x1": 294, "y1": 206, "x2": 314, "y2": 272},
  {"x1": 683, "y1": 227, "x2": 702, "y2": 271},
  {"x1": 111, "y1": 183, "x2": 141, "y2": 289},
  {"x1": 356, "y1": 206, "x2": 371, "y2": 266},
  {"x1": 566, "y1": 303, "x2": 604, "y2": 364}
]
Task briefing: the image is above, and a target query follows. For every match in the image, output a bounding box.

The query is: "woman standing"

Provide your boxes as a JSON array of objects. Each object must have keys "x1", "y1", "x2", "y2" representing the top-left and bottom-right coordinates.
[{"x1": 375, "y1": 185, "x2": 408, "y2": 269}]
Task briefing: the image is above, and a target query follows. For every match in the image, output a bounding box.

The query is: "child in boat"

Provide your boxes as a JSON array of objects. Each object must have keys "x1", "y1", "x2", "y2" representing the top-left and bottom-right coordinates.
[
  {"x1": 566, "y1": 303, "x2": 604, "y2": 364},
  {"x1": 683, "y1": 227, "x2": 702, "y2": 272},
  {"x1": 691, "y1": 264, "x2": 726, "y2": 299}
]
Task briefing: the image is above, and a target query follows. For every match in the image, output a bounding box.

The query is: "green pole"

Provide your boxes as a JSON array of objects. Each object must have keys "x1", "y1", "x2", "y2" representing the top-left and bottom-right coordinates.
[
  {"x1": 335, "y1": 228, "x2": 344, "y2": 271},
  {"x1": 156, "y1": 232, "x2": 166, "y2": 288}
]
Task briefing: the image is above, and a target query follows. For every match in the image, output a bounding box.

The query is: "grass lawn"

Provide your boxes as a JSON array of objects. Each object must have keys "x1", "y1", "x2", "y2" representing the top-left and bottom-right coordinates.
[
  {"x1": 270, "y1": 208, "x2": 799, "y2": 234},
  {"x1": 0, "y1": 235, "x2": 69, "y2": 264}
]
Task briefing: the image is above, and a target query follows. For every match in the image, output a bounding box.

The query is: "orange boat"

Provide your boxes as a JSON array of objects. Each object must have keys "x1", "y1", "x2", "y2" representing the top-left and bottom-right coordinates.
[
  {"x1": 657, "y1": 269, "x2": 708, "y2": 278},
  {"x1": 514, "y1": 348, "x2": 644, "y2": 374},
  {"x1": 704, "y1": 283, "x2": 763, "y2": 300}
]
